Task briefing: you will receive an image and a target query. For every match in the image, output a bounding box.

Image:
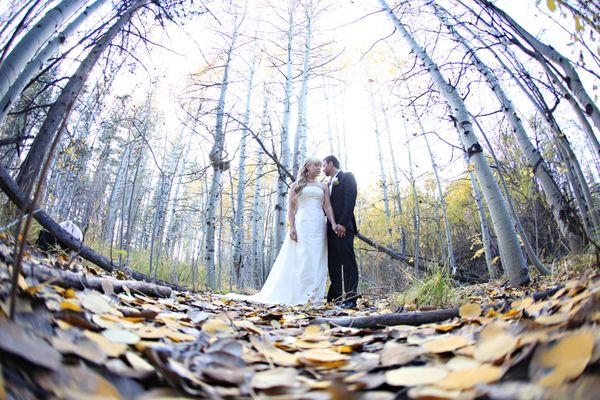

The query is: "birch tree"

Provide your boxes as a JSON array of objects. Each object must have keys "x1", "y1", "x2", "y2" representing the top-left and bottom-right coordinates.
[
  {"x1": 16, "y1": 0, "x2": 147, "y2": 195},
  {"x1": 0, "y1": 0, "x2": 87, "y2": 104},
  {"x1": 274, "y1": 0, "x2": 296, "y2": 252},
  {"x1": 232, "y1": 47, "x2": 257, "y2": 285},
  {"x1": 204, "y1": 14, "x2": 240, "y2": 289},
  {"x1": 432, "y1": 2, "x2": 585, "y2": 251},
  {"x1": 409, "y1": 94, "x2": 456, "y2": 274},
  {"x1": 0, "y1": 0, "x2": 110, "y2": 125},
  {"x1": 292, "y1": 0, "x2": 314, "y2": 177},
  {"x1": 379, "y1": 0, "x2": 529, "y2": 285}
]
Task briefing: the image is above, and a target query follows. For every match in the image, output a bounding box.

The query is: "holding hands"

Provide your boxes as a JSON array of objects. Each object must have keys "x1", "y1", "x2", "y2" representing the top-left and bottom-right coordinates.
[
  {"x1": 290, "y1": 226, "x2": 297, "y2": 241},
  {"x1": 335, "y1": 224, "x2": 346, "y2": 237}
]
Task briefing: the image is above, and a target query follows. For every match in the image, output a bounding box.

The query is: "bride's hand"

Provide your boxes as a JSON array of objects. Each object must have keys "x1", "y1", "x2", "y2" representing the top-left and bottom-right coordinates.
[{"x1": 290, "y1": 226, "x2": 297, "y2": 241}]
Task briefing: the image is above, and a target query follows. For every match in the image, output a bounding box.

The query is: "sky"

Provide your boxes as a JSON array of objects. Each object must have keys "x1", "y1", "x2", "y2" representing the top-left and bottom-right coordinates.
[
  {"x1": 114, "y1": 0, "x2": 597, "y2": 193},
  {"x1": 2, "y1": 0, "x2": 596, "y2": 192}
]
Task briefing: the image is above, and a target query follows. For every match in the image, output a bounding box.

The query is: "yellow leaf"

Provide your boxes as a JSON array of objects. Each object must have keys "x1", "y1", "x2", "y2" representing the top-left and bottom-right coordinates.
[
  {"x1": 297, "y1": 348, "x2": 349, "y2": 368},
  {"x1": 201, "y1": 318, "x2": 231, "y2": 335},
  {"x1": 84, "y1": 331, "x2": 127, "y2": 358},
  {"x1": 535, "y1": 313, "x2": 569, "y2": 326},
  {"x1": 60, "y1": 300, "x2": 82, "y2": 312},
  {"x1": 459, "y1": 303, "x2": 482, "y2": 318},
  {"x1": 250, "y1": 368, "x2": 299, "y2": 390},
  {"x1": 530, "y1": 329, "x2": 594, "y2": 387},
  {"x1": 473, "y1": 323, "x2": 518, "y2": 362},
  {"x1": 250, "y1": 337, "x2": 299, "y2": 367},
  {"x1": 574, "y1": 15, "x2": 583, "y2": 32},
  {"x1": 436, "y1": 365, "x2": 504, "y2": 390},
  {"x1": 385, "y1": 366, "x2": 448, "y2": 387},
  {"x1": 422, "y1": 335, "x2": 472, "y2": 354}
]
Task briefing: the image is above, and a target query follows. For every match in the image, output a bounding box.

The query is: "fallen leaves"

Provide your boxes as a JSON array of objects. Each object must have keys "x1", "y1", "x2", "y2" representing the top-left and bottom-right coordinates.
[
  {"x1": 0, "y1": 236, "x2": 599, "y2": 400},
  {"x1": 529, "y1": 328, "x2": 595, "y2": 387}
]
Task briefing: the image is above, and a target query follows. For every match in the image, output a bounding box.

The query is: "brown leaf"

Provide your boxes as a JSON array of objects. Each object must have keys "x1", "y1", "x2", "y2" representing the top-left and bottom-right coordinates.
[
  {"x1": 380, "y1": 341, "x2": 423, "y2": 367},
  {"x1": 0, "y1": 318, "x2": 61, "y2": 370}
]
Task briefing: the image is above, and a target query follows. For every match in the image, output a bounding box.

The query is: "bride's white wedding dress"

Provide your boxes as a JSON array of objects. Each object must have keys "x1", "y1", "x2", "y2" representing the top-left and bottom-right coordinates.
[{"x1": 226, "y1": 185, "x2": 327, "y2": 306}]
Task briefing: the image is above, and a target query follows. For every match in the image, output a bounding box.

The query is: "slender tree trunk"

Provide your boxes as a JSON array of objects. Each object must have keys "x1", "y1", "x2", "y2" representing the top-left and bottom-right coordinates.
[
  {"x1": 16, "y1": 0, "x2": 146, "y2": 194},
  {"x1": 292, "y1": 3, "x2": 312, "y2": 176},
  {"x1": 368, "y1": 85, "x2": 391, "y2": 232},
  {"x1": 409, "y1": 86, "x2": 456, "y2": 273},
  {"x1": 403, "y1": 118, "x2": 420, "y2": 274},
  {"x1": 466, "y1": 153, "x2": 498, "y2": 279},
  {"x1": 274, "y1": 3, "x2": 295, "y2": 252},
  {"x1": 232, "y1": 47, "x2": 257, "y2": 284},
  {"x1": 381, "y1": 99, "x2": 406, "y2": 253},
  {"x1": 379, "y1": 0, "x2": 529, "y2": 285},
  {"x1": 0, "y1": 0, "x2": 87, "y2": 104},
  {"x1": 434, "y1": 3, "x2": 585, "y2": 251},
  {"x1": 204, "y1": 16, "x2": 239, "y2": 289},
  {"x1": 0, "y1": 0, "x2": 109, "y2": 124},
  {"x1": 477, "y1": 0, "x2": 600, "y2": 132}
]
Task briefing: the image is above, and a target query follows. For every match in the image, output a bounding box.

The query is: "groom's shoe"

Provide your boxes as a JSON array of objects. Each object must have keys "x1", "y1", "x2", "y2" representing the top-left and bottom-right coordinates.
[{"x1": 341, "y1": 300, "x2": 357, "y2": 309}]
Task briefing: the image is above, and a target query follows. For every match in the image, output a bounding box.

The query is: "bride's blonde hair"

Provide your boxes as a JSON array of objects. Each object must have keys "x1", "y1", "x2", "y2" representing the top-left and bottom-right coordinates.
[{"x1": 294, "y1": 157, "x2": 322, "y2": 196}]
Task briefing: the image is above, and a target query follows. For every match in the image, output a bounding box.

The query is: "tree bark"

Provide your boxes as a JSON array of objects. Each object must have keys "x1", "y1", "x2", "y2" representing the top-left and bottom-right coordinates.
[
  {"x1": 204, "y1": 15, "x2": 239, "y2": 289},
  {"x1": 16, "y1": 0, "x2": 146, "y2": 194},
  {"x1": 434, "y1": 3, "x2": 585, "y2": 251},
  {"x1": 0, "y1": 164, "x2": 186, "y2": 291},
  {"x1": 312, "y1": 308, "x2": 459, "y2": 328},
  {"x1": 379, "y1": 0, "x2": 529, "y2": 286},
  {"x1": 0, "y1": 0, "x2": 109, "y2": 124},
  {"x1": 0, "y1": 0, "x2": 87, "y2": 105}
]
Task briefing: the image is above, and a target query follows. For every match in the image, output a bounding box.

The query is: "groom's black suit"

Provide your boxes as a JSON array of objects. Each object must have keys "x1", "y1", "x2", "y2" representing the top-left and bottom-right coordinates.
[{"x1": 327, "y1": 171, "x2": 359, "y2": 304}]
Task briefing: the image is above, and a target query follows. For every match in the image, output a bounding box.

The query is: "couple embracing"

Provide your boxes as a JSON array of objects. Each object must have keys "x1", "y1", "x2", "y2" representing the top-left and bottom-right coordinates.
[{"x1": 227, "y1": 155, "x2": 359, "y2": 308}]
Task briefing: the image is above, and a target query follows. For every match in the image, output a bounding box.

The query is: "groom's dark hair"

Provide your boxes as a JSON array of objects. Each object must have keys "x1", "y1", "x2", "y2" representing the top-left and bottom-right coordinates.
[{"x1": 323, "y1": 155, "x2": 340, "y2": 169}]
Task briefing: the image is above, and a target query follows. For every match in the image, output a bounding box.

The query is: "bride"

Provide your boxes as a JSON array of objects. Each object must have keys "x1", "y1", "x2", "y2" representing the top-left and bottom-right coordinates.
[{"x1": 226, "y1": 157, "x2": 338, "y2": 306}]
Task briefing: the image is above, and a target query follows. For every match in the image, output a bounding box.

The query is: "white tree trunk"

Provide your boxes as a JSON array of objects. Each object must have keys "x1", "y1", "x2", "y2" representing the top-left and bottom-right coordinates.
[
  {"x1": 232, "y1": 48, "x2": 257, "y2": 284},
  {"x1": 410, "y1": 92, "x2": 456, "y2": 274},
  {"x1": 434, "y1": 3, "x2": 585, "y2": 251},
  {"x1": 381, "y1": 99, "x2": 406, "y2": 253},
  {"x1": 248, "y1": 88, "x2": 269, "y2": 289},
  {"x1": 0, "y1": 0, "x2": 87, "y2": 104},
  {"x1": 379, "y1": 0, "x2": 528, "y2": 285},
  {"x1": 403, "y1": 118, "x2": 420, "y2": 274},
  {"x1": 204, "y1": 16, "x2": 239, "y2": 289},
  {"x1": 0, "y1": 0, "x2": 109, "y2": 124},
  {"x1": 292, "y1": 2, "x2": 312, "y2": 176},
  {"x1": 467, "y1": 159, "x2": 497, "y2": 279},
  {"x1": 274, "y1": 2, "x2": 295, "y2": 252},
  {"x1": 368, "y1": 85, "x2": 391, "y2": 231},
  {"x1": 477, "y1": 0, "x2": 600, "y2": 133}
]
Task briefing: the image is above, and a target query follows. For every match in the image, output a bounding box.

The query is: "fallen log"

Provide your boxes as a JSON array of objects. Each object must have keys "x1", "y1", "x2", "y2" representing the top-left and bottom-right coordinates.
[
  {"x1": 19, "y1": 261, "x2": 172, "y2": 298},
  {"x1": 0, "y1": 165, "x2": 186, "y2": 293},
  {"x1": 311, "y1": 308, "x2": 459, "y2": 328}
]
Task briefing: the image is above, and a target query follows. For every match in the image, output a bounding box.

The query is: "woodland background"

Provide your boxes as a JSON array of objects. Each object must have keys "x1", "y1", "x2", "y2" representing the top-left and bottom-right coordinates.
[{"x1": 0, "y1": 0, "x2": 598, "y2": 300}]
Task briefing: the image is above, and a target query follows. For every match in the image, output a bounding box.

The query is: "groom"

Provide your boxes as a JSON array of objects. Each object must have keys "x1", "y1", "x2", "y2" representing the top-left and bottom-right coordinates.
[{"x1": 322, "y1": 155, "x2": 359, "y2": 308}]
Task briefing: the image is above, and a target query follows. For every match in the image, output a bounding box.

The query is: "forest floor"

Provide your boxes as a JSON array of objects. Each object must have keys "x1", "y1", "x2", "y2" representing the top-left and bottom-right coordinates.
[{"x1": 0, "y1": 235, "x2": 598, "y2": 400}]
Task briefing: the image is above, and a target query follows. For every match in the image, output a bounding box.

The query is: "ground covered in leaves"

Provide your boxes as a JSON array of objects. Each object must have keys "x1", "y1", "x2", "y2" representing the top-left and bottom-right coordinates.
[{"x1": 0, "y1": 236, "x2": 598, "y2": 400}]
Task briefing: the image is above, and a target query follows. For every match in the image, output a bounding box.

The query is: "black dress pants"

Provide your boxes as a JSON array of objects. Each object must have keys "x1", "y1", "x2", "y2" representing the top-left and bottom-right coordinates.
[{"x1": 327, "y1": 228, "x2": 359, "y2": 303}]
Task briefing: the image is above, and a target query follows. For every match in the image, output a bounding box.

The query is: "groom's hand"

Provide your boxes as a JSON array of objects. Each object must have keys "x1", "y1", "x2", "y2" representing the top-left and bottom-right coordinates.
[{"x1": 336, "y1": 224, "x2": 346, "y2": 237}]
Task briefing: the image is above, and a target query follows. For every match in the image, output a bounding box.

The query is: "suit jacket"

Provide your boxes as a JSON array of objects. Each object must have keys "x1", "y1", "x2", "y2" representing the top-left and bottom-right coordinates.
[{"x1": 329, "y1": 171, "x2": 358, "y2": 234}]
